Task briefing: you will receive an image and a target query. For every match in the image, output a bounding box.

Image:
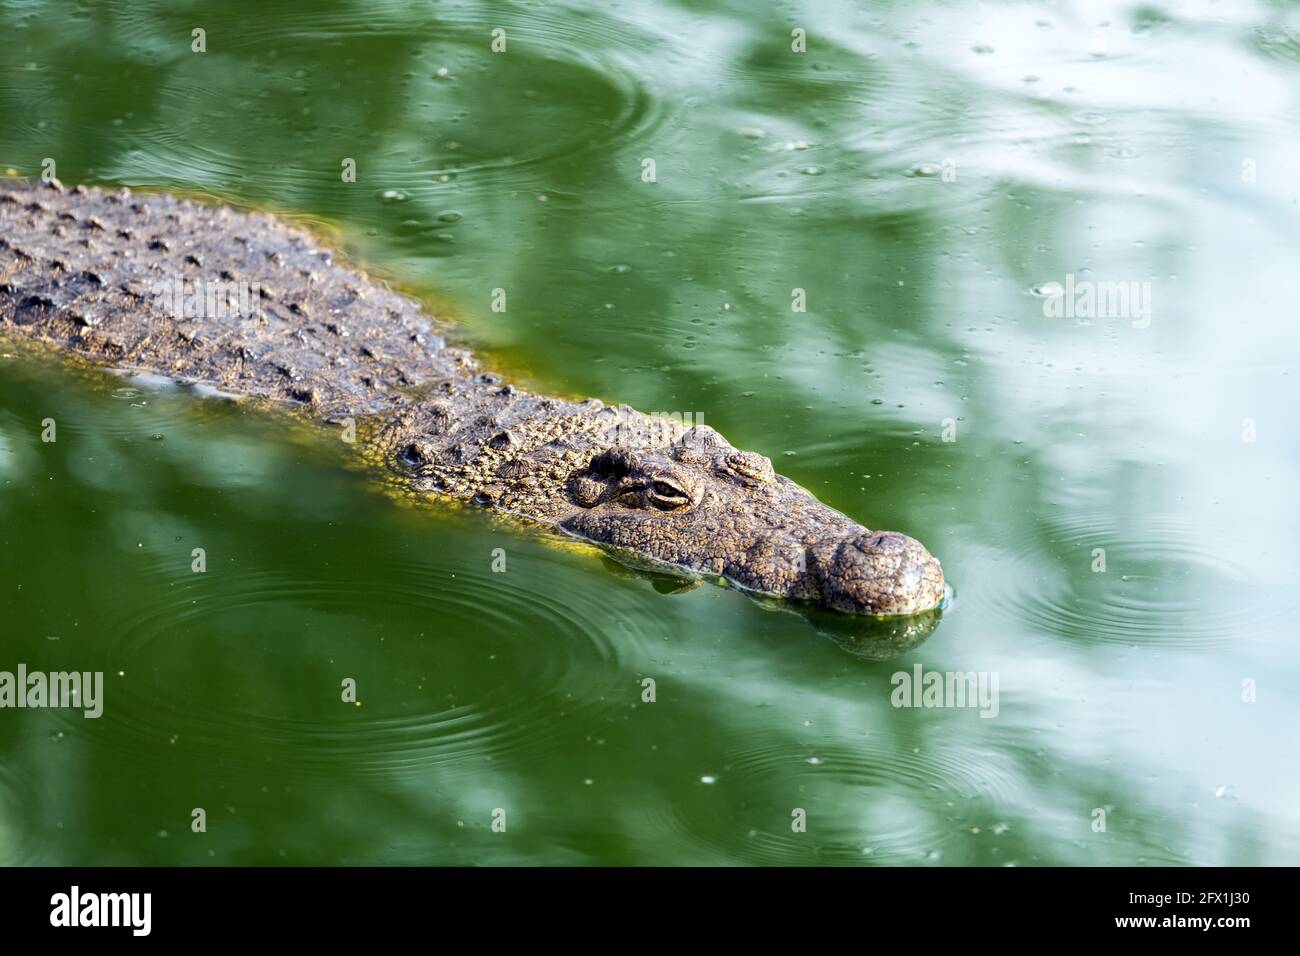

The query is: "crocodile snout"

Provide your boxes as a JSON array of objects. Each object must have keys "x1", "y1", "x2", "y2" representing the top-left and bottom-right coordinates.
[{"x1": 813, "y1": 530, "x2": 945, "y2": 616}]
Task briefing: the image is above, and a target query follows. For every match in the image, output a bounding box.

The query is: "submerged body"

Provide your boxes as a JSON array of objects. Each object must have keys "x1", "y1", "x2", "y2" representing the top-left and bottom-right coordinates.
[{"x1": 0, "y1": 180, "x2": 944, "y2": 616}]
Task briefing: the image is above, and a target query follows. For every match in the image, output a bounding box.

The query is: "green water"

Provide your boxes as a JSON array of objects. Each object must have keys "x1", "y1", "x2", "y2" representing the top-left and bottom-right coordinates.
[{"x1": 2, "y1": 0, "x2": 1299, "y2": 865}]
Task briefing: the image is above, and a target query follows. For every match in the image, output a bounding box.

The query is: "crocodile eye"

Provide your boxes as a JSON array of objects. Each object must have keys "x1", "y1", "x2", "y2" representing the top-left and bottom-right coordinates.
[{"x1": 648, "y1": 478, "x2": 692, "y2": 510}]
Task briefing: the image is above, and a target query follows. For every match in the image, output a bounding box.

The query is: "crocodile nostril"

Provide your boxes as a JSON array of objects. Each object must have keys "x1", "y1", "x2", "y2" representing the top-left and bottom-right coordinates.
[{"x1": 865, "y1": 531, "x2": 906, "y2": 551}]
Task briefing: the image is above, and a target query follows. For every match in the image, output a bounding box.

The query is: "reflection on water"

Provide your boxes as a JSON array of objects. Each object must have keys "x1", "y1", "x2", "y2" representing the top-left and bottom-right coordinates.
[{"x1": 1, "y1": 0, "x2": 1299, "y2": 864}]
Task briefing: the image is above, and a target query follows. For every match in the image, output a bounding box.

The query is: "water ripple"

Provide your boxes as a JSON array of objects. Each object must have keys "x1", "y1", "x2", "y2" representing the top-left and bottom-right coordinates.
[
  {"x1": 67, "y1": 548, "x2": 664, "y2": 780},
  {"x1": 646, "y1": 737, "x2": 1022, "y2": 865},
  {"x1": 100, "y1": 17, "x2": 674, "y2": 209},
  {"x1": 966, "y1": 511, "x2": 1295, "y2": 648}
]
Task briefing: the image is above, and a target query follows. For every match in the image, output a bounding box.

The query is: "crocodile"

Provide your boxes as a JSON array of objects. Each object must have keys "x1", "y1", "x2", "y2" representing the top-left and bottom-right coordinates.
[{"x1": 0, "y1": 179, "x2": 945, "y2": 618}]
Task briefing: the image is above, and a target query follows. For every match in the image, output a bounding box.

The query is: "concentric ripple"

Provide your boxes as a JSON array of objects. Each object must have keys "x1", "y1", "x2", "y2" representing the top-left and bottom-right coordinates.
[
  {"x1": 69, "y1": 7, "x2": 678, "y2": 219},
  {"x1": 964, "y1": 511, "x2": 1296, "y2": 648},
  {"x1": 642, "y1": 737, "x2": 1025, "y2": 865},
  {"x1": 64, "y1": 545, "x2": 667, "y2": 779}
]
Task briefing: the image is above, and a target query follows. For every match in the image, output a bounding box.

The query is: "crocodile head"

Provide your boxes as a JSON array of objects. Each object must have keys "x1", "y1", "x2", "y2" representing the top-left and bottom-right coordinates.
[{"x1": 558, "y1": 426, "x2": 944, "y2": 616}]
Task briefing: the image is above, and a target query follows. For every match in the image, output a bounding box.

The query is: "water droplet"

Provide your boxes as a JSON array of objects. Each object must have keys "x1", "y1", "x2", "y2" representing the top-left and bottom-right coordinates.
[
  {"x1": 700, "y1": 775, "x2": 717, "y2": 784},
  {"x1": 798, "y1": 164, "x2": 825, "y2": 176},
  {"x1": 1031, "y1": 281, "x2": 1065, "y2": 297},
  {"x1": 376, "y1": 189, "x2": 411, "y2": 204},
  {"x1": 1072, "y1": 110, "x2": 1107, "y2": 126}
]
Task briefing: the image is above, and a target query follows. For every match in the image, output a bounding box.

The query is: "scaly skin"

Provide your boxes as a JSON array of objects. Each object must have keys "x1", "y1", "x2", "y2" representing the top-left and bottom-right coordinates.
[{"x1": 0, "y1": 180, "x2": 945, "y2": 616}]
